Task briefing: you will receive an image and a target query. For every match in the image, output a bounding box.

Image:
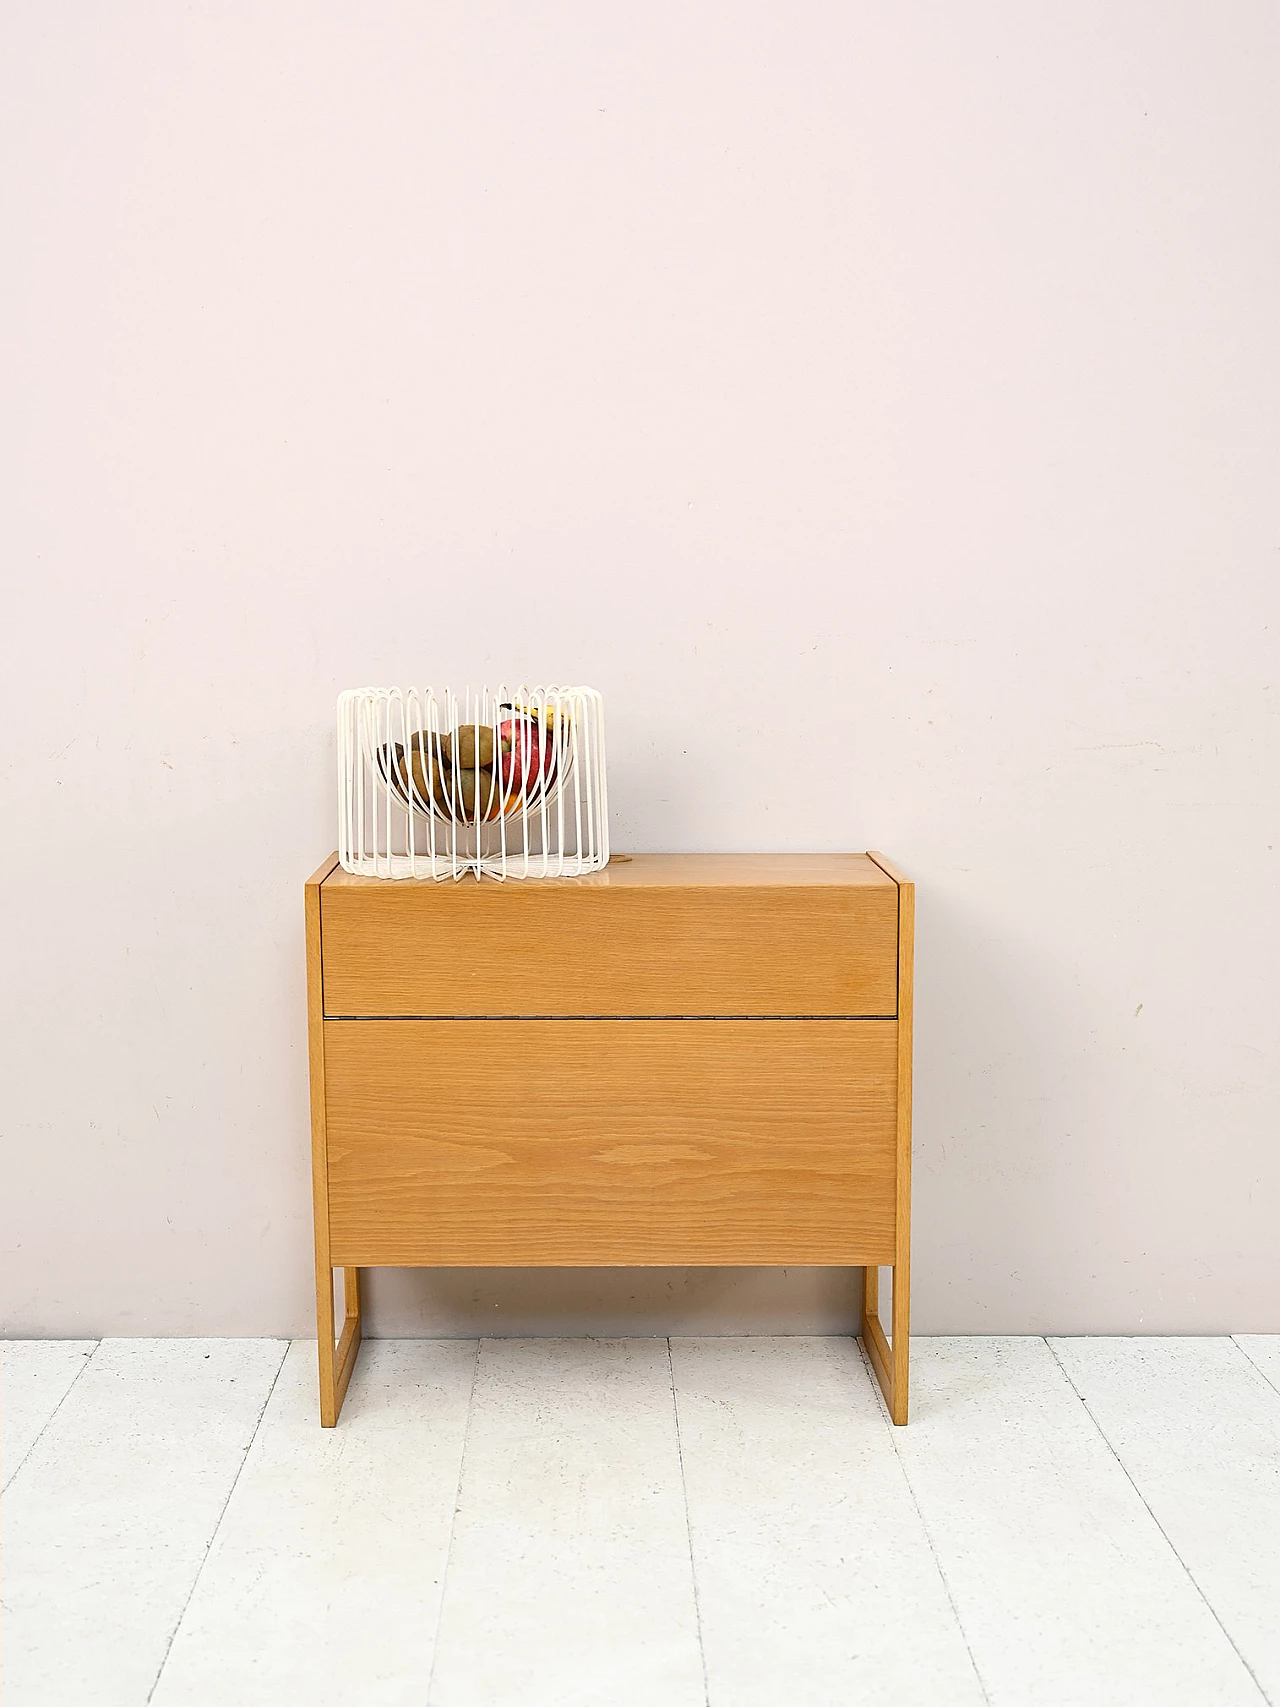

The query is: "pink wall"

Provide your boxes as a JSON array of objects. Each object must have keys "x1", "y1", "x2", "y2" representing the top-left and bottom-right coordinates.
[{"x1": 3, "y1": 2, "x2": 1277, "y2": 1335}]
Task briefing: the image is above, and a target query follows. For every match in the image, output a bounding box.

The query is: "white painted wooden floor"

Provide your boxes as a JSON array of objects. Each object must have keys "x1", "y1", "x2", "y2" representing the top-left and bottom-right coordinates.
[{"x1": 3, "y1": 1336, "x2": 1279, "y2": 1706}]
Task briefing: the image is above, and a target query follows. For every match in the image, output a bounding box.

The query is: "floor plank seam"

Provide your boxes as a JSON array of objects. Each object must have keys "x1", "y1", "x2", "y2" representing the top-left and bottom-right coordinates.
[
  {"x1": 857, "y1": 1334, "x2": 994, "y2": 1707},
  {"x1": 1044, "y1": 1339, "x2": 1272, "y2": 1706},
  {"x1": 1, "y1": 1339, "x2": 102, "y2": 1495},
  {"x1": 425, "y1": 1337, "x2": 482, "y2": 1707},
  {"x1": 1231, "y1": 1337, "x2": 1280, "y2": 1406},
  {"x1": 143, "y1": 1338, "x2": 291, "y2": 1706},
  {"x1": 667, "y1": 1338, "x2": 711, "y2": 1707}
]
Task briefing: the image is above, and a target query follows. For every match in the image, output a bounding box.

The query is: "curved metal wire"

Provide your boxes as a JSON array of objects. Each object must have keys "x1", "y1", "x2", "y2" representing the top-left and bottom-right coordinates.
[{"x1": 338, "y1": 685, "x2": 609, "y2": 880}]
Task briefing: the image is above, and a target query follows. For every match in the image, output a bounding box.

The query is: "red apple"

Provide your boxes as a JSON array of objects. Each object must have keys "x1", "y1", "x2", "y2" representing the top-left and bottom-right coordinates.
[{"x1": 498, "y1": 713, "x2": 555, "y2": 800}]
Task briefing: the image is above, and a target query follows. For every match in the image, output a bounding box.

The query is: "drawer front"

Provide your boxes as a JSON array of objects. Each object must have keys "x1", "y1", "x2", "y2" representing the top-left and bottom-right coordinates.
[
  {"x1": 324, "y1": 1019, "x2": 898, "y2": 1266},
  {"x1": 321, "y1": 880, "x2": 899, "y2": 1017}
]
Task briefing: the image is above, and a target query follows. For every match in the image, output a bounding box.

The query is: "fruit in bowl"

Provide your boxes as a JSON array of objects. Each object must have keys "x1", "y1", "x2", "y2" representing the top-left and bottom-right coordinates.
[
  {"x1": 375, "y1": 736, "x2": 451, "y2": 815},
  {"x1": 375, "y1": 706, "x2": 564, "y2": 826},
  {"x1": 442, "y1": 724, "x2": 496, "y2": 770},
  {"x1": 446, "y1": 762, "x2": 502, "y2": 820},
  {"x1": 498, "y1": 709, "x2": 556, "y2": 796}
]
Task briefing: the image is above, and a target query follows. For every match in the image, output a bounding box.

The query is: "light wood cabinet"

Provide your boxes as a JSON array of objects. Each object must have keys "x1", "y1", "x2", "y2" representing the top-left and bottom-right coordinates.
[{"x1": 306, "y1": 852, "x2": 913, "y2": 1424}]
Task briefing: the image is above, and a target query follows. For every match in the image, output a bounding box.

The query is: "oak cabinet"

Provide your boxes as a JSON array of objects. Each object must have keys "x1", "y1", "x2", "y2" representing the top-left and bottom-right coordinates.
[{"x1": 306, "y1": 852, "x2": 912, "y2": 1424}]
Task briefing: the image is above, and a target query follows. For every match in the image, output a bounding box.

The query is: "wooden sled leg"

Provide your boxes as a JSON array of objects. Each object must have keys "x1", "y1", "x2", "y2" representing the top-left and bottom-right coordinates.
[
  {"x1": 317, "y1": 1263, "x2": 362, "y2": 1427},
  {"x1": 861, "y1": 1262, "x2": 909, "y2": 1425}
]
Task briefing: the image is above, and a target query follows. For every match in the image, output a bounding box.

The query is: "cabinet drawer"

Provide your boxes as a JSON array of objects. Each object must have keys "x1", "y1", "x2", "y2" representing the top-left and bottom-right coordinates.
[
  {"x1": 321, "y1": 854, "x2": 899, "y2": 1017},
  {"x1": 324, "y1": 1019, "x2": 898, "y2": 1266}
]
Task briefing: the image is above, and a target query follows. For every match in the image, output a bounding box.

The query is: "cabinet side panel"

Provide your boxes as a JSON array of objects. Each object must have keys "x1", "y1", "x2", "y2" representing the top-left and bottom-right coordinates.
[
  {"x1": 867, "y1": 852, "x2": 913, "y2": 1422},
  {"x1": 896, "y1": 879, "x2": 913, "y2": 1270},
  {"x1": 306, "y1": 876, "x2": 332, "y2": 1247},
  {"x1": 306, "y1": 871, "x2": 337, "y2": 1417}
]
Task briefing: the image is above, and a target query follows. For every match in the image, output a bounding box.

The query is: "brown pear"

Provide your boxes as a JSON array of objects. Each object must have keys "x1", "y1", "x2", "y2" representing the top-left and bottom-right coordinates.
[
  {"x1": 451, "y1": 765, "x2": 502, "y2": 819},
  {"x1": 443, "y1": 724, "x2": 496, "y2": 769},
  {"x1": 405, "y1": 737, "x2": 452, "y2": 814}
]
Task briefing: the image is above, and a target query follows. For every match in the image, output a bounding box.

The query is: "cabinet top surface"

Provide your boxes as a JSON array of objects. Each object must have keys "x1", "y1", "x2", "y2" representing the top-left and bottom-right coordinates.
[{"x1": 317, "y1": 852, "x2": 896, "y2": 892}]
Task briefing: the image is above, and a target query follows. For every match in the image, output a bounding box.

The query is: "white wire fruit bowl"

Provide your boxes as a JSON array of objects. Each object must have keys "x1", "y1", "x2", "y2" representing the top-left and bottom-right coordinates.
[{"x1": 338, "y1": 685, "x2": 608, "y2": 880}]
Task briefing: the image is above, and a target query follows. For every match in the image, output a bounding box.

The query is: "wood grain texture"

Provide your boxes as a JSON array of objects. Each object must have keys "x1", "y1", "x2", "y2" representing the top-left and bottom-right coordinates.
[
  {"x1": 862, "y1": 850, "x2": 912, "y2": 891},
  {"x1": 863, "y1": 1305, "x2": 894, "y2": 1406},
  {"x1": 331, "y1": 1305, "x2": 361, "y2": 1420},
  {"x1": 320, "y1": 854, "x2": 898, "y2": 1018},
  {"x1": 306, "y1": 851, "x2": 343, "y2": 891},
  {"x1": 323, "y1": 851, "x2": 895, "y2": 890},
  {"x1": 305, "y1": 862, "x2": 337, "y2": 1423},
  {"x1": 324, "y1": 1020, "x2": 898, "y2": 1267},
  {"x1": 306, "y1": 853, "x2": 361, "y2": 1425},
  {"x1": 891, "y1": 869, "x2": 913, "y2": 1422},
  {"x1": 865, "y1": 852, "x2": 912, "y2": 1423}
]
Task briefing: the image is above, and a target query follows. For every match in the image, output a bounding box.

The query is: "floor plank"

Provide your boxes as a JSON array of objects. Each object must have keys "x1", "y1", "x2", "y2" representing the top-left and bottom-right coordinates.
[
  {"x1": 150, "y1": 1339, "x2": 478, "y2": 1707},
  {"x1": 891, "y1": 1338, "x2": 1262, "y2": 1707},
  {"x1": 1, "y1": 1338, "x2": 286, "y2": 1707},
  {"x1": 1234, "y1": 1335, "x2": 1280, "y2": 1398},
  {"x1": 427, "y1": 1338, "x2": 704, "y2": 1707},
  {"x1": 1051, "y1": 1336, "x2": 1280, "y2": 1703},
  {"x1": 671, "y1": 1336, "x2": 985, "y2": 1707},
  {"x1": 8, "y1": 1335, "x2": 1279, "y2": 1706},
  {"x1": 1, "y1": 1340, "x2": 98, "y2": 1489}
]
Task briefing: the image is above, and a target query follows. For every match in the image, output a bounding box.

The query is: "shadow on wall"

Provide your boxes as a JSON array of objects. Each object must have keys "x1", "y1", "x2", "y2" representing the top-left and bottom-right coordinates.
[
  {"x1": 912, "y1": 871, "x2": 1109, "y2": 1335},
  {"x1": 361, "y1": 1266, "x2": 864, "y2": 1339}
]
